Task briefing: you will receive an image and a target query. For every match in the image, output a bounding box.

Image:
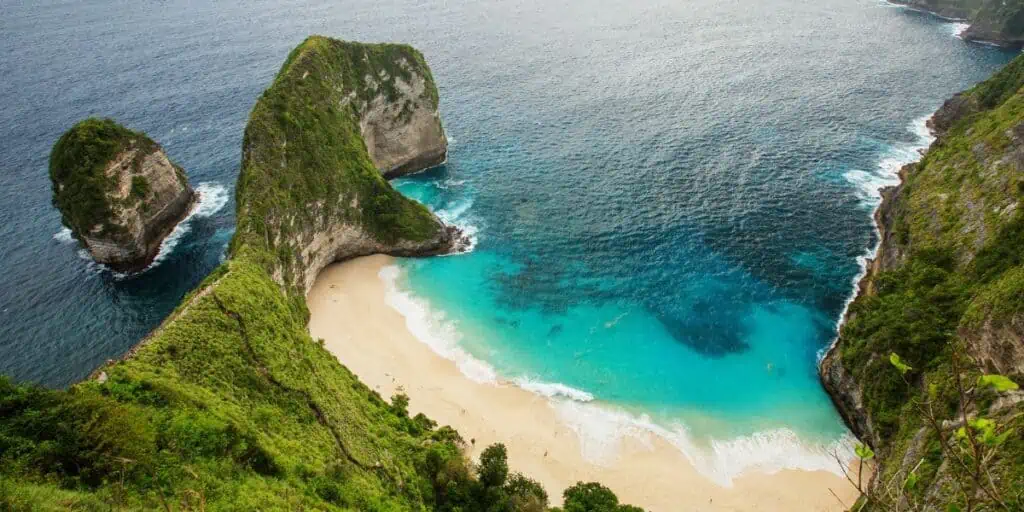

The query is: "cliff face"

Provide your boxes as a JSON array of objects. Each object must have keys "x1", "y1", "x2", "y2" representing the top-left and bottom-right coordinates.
[
  {"x1": 233, "y1": 37, "x2": 465, "y2": 293},
  {"x1": 891, "y1": 0, "x2": 1024, "y2": 47},
  {"x1": 50, "y1": 118, "x2": 196, "y2": 272},
  {"x1": 354, "y1": 53, "x2": 448, "y2": 178},
  {"x1": 821, "y1": 55, "x2": 1024, "y2": 509}
]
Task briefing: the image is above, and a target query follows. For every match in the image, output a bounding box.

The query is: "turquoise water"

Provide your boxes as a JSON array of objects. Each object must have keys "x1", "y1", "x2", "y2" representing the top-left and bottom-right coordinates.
[{"x1": 0, "y1": 0, "x2": 1017, "y2": 482}]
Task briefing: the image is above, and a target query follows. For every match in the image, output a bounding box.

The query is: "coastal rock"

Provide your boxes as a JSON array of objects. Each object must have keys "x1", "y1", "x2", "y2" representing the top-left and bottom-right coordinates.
[
  {"x1": 354, "y1": 60, "x2": 448, "y2": 179},
  {"x1": 50, "y1": 118, "x2": 196, "y2": 272},
  {"x1": 234, "y1": 36, "x2": 465, "y2": 293}
]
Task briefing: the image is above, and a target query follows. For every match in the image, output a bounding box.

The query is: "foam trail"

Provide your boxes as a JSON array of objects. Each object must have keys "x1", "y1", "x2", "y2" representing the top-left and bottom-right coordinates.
[
  {"x1": 53, "y1": 227, "x2": 74, "y2": 244},
  {"x1": 380, "y1": 264, "x2": 497, "y2": 383},
  {"x1": 823, "y1": 115, "x2": 935, "y2": 361},
  {"x1": 55, "y1": 182, "x2": 230, "y2": 277},
  {"x1": 434, "y1": 195, "x2": 480, "y2": 252},
  {"x1": 950, "y1": 22, "x2": 970, "y2": 39},
  {"x1": 379, "y1": 264, "x2": 856, "y2": 485},
  {"x1": 513, "y1": 377, "x2": 595, "y2": 402},
  {"x1": 551, "y1": 399, "x2": 856, "y2": 486},
  {"x1": 147, "y1": 182, "x2": 230, "y2": 268}
]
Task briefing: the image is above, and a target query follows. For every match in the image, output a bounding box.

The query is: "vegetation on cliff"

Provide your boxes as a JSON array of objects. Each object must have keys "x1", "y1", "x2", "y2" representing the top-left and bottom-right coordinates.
[
  {"x1": 49, "y1": 118, "x2": 159, "y2": 240},
  {"x1": 2, "y1": 36, "x2": 640, "y2": 511},
  {"x1": 829, "y1": 54, "x2": 1024, "y2": 510},
  {"x1": 233, "y1": 35, "x2": 452, "y2": 291}
]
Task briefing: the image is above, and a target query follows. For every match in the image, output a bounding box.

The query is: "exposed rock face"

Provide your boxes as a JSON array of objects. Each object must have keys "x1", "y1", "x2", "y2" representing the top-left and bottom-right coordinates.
[
  {"x1": 50, "y1": 119, "x2": 196, "y2": 272},
  {"x1": 234, "y1": 36, "x2": 466, "y2": 293},
  {"x1": 356, "y1": 66, "x2": 448, "y2": 179}
]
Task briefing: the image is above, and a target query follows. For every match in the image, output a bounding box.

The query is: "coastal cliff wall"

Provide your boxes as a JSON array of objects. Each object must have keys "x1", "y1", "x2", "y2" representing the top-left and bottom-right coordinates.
[
  {"x1": 891, "y1": 0, "x2": 1024, "y2": 46},
  {"x1": 821, "y1": 54, "x2": 1024, "y2": 509}
]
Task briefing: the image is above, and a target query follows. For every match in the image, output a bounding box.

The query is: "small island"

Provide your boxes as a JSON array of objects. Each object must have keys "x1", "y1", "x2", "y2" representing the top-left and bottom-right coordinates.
[{"x1": 49, "y1": 118, "x2": 196, "y2": 272}]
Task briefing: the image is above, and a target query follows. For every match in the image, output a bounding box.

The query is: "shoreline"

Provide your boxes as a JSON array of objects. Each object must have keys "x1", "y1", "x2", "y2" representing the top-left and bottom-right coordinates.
[{"x1": 308, "y1": 255, "x2": 864, "y2": 511}]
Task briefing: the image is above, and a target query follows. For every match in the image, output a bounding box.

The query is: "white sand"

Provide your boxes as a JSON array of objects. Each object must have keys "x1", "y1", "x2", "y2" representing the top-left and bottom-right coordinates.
[{"x1": 308, "y1": 255, "x2": 865, "y2": 511}]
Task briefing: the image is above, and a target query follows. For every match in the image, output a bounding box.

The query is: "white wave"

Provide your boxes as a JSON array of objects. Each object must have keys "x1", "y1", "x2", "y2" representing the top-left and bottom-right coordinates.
[
  {"x1": 881, "y1": 0, "x2": 965, "y2": 22},
  {"x1": 145, "y1": 182, "x2": 229, "y2": 270},
  {"x1": 379, "y1": 264, "x2": 855, "y2": 484},
  {"x1": 950, "y1": 22, "x2": 970, "y2": 39},
  {"x1": 53, "y1": 227, "x2": 74, "y2": 244},
  {"x1": 552, "y1": 399, "x2": 855, "y2": 486},
  {"x1": 379, "y1": 264, "x2": 497, "y2": 383},
  {"x1": 434, "y1": 196, "x2": 480, "y2": 252},
  {"x1": 513, "y1": 377, "x2": 595, "y2": 402},
  {"x1": 824, "y1": 115, "x2": 936, "y2": 361}
]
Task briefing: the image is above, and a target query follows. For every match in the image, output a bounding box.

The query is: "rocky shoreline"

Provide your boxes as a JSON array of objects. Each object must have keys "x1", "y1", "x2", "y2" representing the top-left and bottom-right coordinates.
[{"x1": 888, "y1": 0, "x2": 1024, "y2": 47}]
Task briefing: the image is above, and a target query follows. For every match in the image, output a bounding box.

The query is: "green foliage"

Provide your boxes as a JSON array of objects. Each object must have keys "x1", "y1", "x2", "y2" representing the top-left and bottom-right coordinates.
[
  {"x1": 977, "y1": 374, "x2": 1019, "y2": 392},
  {"x1": 889, "y1": 353, "x2": 913, "y2": 375},
  {"x1": 835, "y1": 52, "x2": 1024, "y2": 509},
  {"x1": 49, "y1": 118, "x2": 156, "y2": 239},
  {"x1": 855, "y1": 443, "x2": 875, "y2": 461},
  {"x1": 7, "y1": 36, "x2": 648, "y2": 512},
  {"x1": 129, "y1": 175, "x2": 150, "y2": 200},
  {"x1": 559, "y1": 482, "x2": 642, "y2": 512}
]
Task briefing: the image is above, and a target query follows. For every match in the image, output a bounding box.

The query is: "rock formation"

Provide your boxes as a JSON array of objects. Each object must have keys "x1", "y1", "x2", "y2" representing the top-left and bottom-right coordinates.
[
  {"x1": 50, "y1": 118, "x2": 196, "y2": 272},
  {"x1": 234, "y1": 36, "x2": 466, "y2": 292}
]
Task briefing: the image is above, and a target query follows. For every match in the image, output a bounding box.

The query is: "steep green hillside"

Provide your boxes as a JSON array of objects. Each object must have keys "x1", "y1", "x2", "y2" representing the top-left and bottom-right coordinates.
[
  {"x1": 1, "y1": 36, "x2": 637, "y2": 511},
  {"x1": 822, "y1": 55, "x2": 1024, "y2": 510}
]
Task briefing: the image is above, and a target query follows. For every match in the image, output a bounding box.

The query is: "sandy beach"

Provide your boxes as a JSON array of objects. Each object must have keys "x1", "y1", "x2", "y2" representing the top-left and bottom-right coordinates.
[{"x1": 307, "y1": 255, "x2": 864, "y2": 511}]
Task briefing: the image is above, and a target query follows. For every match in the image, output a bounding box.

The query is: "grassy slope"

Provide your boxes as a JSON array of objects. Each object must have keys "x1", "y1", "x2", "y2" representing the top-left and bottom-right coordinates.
[
  {"x1": 835, "y1": 55, "x2": 1024, "y2": 508},
  {"x1": 3, "y1": 36, "x2": 643, "y2": 511}
]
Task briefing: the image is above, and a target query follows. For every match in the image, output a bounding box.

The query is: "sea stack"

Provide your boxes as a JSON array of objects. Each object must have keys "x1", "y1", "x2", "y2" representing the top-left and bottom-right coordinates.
[{"x1": 50, "y1": 118, "x2": 196, "y2": 272}]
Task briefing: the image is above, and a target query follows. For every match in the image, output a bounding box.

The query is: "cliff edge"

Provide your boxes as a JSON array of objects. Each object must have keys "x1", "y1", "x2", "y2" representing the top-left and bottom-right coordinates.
[
  {"x1": 890, "y1": 0, "x2": 1024, "y2": 47},
  {"x1": 821, "y1": 54, "x2": 1024, "y2": 509},
  {"x1": 49, "y1": 118, "x2": 196, "y2": 272}
]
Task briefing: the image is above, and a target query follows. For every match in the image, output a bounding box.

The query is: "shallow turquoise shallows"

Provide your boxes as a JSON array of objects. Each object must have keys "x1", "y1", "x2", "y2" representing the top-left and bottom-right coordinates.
[{"x1": 0, "y1": 0, "x2": 1017, "y2": 483}]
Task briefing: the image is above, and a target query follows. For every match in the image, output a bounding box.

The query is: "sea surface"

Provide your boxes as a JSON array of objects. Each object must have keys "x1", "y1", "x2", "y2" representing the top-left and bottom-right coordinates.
[{"x1": 0, "y1": 0, "x2": 1016, "y2": 483}]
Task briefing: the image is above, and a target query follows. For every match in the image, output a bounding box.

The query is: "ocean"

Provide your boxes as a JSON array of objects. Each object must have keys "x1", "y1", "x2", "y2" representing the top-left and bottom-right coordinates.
[{"x1": 0, "y1": 0, "x2": 1016, "y2": 484}]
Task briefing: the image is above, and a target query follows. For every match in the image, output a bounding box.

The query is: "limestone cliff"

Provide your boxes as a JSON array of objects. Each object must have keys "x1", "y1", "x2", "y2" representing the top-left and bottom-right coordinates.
[
  {"x1": 49, "y1": 118, "x2": 196, "y2": 272},
  {"x1": 353, "y1": 50, "x2": 448, "y2": 178},
  {"x1": 233, "y1": 36, "x2": 466, "y2": 293},
  {"x1": 890, "y1": 0, "x2": 1024, "y2": 47},
  {"x1": 821, "y1": 55, "x2": 1024, "y2": 509}
]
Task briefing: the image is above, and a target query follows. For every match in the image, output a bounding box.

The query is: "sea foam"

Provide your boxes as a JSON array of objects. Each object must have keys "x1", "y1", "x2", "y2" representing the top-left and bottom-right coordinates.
[
  {"x1": 824, "y1": 115, "x2": 936, "y2": 361},
  {"x1": 379, "y1": 263, "x2": 856, "y2": 486},
  {"x1": 380, "y1": 264, "x2": 497, "y2": 383},
  {"x1": 552, "y1": 399, "x2": 856, "y2": 486}
]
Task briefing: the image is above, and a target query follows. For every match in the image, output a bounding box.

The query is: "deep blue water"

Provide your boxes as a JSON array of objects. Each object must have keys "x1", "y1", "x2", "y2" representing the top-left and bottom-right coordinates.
[{"x1": 0, "y1": 0, "x2": 1016, "y2": 478}]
